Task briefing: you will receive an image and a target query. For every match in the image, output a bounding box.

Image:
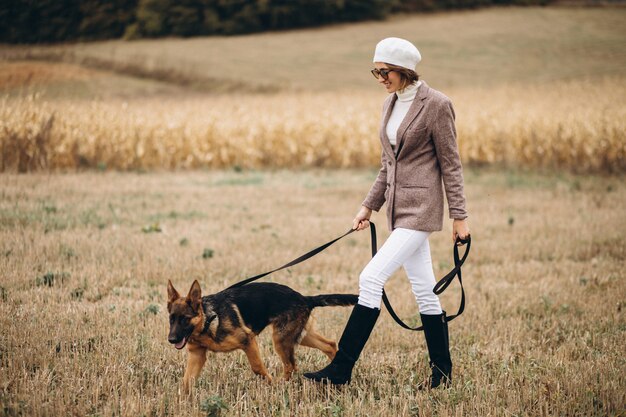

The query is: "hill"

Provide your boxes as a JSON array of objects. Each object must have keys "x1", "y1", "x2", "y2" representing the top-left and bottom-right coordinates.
[{"x1": 1, "y1": 6, "x2": 625, "y2": 95}]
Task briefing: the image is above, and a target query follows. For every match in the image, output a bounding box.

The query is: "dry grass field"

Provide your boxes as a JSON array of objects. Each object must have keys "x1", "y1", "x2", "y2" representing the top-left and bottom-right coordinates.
[{"x1": 0, "y1": 169, "x2": 625, "y2": 416}]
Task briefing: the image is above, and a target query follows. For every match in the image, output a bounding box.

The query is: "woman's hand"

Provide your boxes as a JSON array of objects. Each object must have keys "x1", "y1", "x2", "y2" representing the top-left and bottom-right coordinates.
[
  {"x1": 453, "y1": 219, "x2": 470, "y2": 244},
  {"x1": 353, "y1": 206, "x2": 372, "y2": 231}
]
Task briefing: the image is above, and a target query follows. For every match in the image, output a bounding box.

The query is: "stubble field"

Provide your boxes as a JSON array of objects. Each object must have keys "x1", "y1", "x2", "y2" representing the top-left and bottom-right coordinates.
[{"x1": 1, "y1": 169, "x2": 625, "y2": 416}]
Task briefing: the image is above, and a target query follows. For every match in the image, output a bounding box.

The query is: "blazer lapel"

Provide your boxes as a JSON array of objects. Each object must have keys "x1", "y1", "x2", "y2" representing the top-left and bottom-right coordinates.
[
  {"x1": 380, "y1": 94, "x2": 397, "y2": 160},
  {"x1": 395, "y1": 82, "x2": 429, "y2": 155}
]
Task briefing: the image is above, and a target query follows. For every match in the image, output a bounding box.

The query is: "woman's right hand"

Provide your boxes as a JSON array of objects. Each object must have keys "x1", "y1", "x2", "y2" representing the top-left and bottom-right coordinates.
[{"x1": 353, "y1": 206, "x2": 372, "y2": 231}]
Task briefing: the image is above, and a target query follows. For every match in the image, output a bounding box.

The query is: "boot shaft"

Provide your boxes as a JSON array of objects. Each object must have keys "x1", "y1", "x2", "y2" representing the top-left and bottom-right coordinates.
[
  {"x1": 303, "y1": 303, "x2": 379, "y2": 385},
  {"x1": 420, "y1": 311, "x2": 452, "y2": 383},
  {"x1": 337, "y1": 303, "x2": 380, "y2": 364}
]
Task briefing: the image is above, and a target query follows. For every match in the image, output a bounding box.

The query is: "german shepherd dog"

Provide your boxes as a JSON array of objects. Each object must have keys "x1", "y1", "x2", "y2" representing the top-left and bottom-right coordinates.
[{"x1": 167, "y1": 280, "x2": 357, "y2": 391}]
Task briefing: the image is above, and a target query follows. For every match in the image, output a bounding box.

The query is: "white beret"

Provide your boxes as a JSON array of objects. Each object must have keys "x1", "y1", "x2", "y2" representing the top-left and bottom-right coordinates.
[{"x1": 373, "y1": 37, "x2": 421, "y2": 70}]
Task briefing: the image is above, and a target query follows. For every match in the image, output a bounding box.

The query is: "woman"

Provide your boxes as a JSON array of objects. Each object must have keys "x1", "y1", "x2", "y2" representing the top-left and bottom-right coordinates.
[{"x1": 303, "y1": 37, "x2": 470, "y2": 388}]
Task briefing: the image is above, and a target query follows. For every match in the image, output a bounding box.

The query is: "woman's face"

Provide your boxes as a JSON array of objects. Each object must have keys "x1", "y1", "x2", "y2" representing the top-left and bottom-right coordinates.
[{"x1": 373, "y1": 62, "x2": 402, "y2": 94}]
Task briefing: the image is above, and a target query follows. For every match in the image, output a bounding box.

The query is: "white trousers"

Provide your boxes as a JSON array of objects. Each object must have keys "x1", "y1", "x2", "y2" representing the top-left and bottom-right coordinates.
[{"x1": 358, "y1": 228, "x2": 443, "y2": 315}]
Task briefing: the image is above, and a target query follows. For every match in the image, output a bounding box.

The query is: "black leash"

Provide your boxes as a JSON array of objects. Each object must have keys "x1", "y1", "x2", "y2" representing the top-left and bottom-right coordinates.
[
  {"x1": 227, "y1": 222, "x2": 471, "y2": 331},
  {"x1": 377, "y1": 223, "x2": 471, "y2": 330},
  {"x1": 226, "y1": 228, "x2": 357, "y2": 290}
]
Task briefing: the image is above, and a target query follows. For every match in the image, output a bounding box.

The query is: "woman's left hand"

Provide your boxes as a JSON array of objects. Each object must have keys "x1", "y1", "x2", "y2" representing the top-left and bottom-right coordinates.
[{"x1": 452, "y1": 219, "x2": 470, "y2": 244}]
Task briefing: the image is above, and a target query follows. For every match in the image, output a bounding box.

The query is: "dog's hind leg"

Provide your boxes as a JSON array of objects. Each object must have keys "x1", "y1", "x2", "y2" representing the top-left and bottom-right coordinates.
[
  {"x1": 299, "y1": 321, "x2": 338, "y2": 360},
  {"x1": 183, "y1": 344, "x2": 207, "y2": 394},
  {"x1": 242, "y1": 336, "x2": 272, "y2": 383}
]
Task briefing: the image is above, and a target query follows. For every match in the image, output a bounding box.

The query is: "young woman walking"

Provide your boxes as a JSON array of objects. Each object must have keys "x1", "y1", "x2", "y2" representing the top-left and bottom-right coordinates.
[{"x1": 303, "y1": 37, "x2": 470, "y2": 388}]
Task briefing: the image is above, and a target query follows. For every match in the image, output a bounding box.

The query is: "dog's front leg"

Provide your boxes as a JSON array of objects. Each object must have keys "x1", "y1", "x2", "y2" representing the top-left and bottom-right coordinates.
[
  {"x1": 183, "y1": 344, "x2": 207, "y2": 394},
  {"x1": 243, "y1": 337, "x2": 272, "y2": 383}
]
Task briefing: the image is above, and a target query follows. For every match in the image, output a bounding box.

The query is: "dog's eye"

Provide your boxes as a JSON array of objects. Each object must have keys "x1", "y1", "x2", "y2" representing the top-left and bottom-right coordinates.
[{"x1": 169, "y1": 316, "x2": 175, "y2": 323}]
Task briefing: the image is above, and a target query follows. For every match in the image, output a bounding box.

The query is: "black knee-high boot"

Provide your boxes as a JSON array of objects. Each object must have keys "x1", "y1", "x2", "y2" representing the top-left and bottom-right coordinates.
[
  {"x1": 420, "y1": 311, "x2": 452, "y2": 389},
  {"x1": 303, "y1": 304, "x2": 380, "y2": 385}
]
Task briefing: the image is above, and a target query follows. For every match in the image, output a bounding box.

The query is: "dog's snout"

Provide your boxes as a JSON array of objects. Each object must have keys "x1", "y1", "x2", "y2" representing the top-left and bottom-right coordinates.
[{"x1": 168, "y1": 326, "x2": 181, "y2": 344}]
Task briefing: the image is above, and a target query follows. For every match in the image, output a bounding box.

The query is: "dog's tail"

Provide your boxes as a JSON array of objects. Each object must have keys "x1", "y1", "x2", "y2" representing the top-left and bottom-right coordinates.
[{"x1": 306, "y1": 294, "x2": 358, "y2": 308}]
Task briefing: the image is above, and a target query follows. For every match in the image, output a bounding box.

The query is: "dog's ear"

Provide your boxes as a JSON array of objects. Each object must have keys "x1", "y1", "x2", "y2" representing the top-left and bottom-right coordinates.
[
  {"x1": 187, "y1": 280, "x2": 202, "y2": 311},
  {"x1": 167, "y1": 280, "x2": 180, "y2": 308}
]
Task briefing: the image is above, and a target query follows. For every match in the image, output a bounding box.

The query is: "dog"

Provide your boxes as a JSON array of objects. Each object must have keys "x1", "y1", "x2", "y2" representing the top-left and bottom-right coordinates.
[{"x1": 167, "y1": 279, "x2": 357, "y2": 391}]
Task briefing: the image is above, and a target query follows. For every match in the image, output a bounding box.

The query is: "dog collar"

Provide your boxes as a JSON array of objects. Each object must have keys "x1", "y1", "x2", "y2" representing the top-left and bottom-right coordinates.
[{"x1": 202, "y1": 314, "x2": 217, "y2": 335}]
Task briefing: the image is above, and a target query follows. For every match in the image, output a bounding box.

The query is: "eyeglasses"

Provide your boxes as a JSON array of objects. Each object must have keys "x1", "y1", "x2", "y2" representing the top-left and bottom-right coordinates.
[{"x1": 371, "y1": 68, "x2": 394, "y2": 80}]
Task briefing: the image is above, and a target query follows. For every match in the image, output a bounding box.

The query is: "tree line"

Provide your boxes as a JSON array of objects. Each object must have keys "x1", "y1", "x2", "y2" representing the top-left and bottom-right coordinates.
[{"x1": 0, "y1": 0, "x2": 551, "y2": 44}]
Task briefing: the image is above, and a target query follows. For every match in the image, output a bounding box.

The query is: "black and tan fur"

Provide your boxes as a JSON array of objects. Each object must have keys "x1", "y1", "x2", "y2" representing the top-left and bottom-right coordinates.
[{"x1": 167, "y1": 280, "x2": 357, "y2": 391}]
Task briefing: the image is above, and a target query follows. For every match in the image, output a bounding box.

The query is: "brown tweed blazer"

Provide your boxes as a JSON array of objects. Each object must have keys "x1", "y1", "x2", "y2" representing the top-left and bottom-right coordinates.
[{"x1": 362, "y1": 81, "x2": 468, "y2": 232}]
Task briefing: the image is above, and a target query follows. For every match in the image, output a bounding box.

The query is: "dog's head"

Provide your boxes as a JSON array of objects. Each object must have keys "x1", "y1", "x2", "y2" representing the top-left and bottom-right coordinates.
[{"x1": 167, "y1": 280, "x2": 205, "y2": 350}]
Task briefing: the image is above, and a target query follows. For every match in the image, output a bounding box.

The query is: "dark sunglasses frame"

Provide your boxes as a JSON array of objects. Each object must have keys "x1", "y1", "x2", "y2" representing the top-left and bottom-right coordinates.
[{"x1": 371, "y1": 68, "x2": 394, "y2": 80}]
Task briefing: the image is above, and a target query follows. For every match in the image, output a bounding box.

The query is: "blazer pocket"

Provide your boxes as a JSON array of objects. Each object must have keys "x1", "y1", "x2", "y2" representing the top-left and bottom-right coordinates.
[{"x1": 396, "y1": 184, "x2": 428, "y2": 207}]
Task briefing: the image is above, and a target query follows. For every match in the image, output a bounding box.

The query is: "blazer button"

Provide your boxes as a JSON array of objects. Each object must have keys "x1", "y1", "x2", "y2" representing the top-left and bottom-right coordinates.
[{"x1": 388, "y1": 161, "x2": 392, "y2": 166}]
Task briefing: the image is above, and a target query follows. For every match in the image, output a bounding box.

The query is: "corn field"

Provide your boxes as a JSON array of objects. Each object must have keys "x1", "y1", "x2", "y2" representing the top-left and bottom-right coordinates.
[{"x1": 1, "y1": 77, "x2": 625, "y2": 174}]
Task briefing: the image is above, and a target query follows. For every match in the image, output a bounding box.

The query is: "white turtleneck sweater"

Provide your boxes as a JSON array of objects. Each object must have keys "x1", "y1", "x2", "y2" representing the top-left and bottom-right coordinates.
[{"x1": 385, "y1": 81, "x2": 422, "y2": 146}]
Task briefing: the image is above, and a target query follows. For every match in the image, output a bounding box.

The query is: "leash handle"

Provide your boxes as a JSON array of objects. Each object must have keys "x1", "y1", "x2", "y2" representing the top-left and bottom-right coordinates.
[{"x1": 439, "y1": 235, "x2": 470, "y2": 322}]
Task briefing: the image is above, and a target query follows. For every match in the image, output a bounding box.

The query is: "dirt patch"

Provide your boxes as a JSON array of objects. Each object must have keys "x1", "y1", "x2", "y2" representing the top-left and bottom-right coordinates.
[{"x1": 0, "y1": 61, "x2": 102, "y2": 89}]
